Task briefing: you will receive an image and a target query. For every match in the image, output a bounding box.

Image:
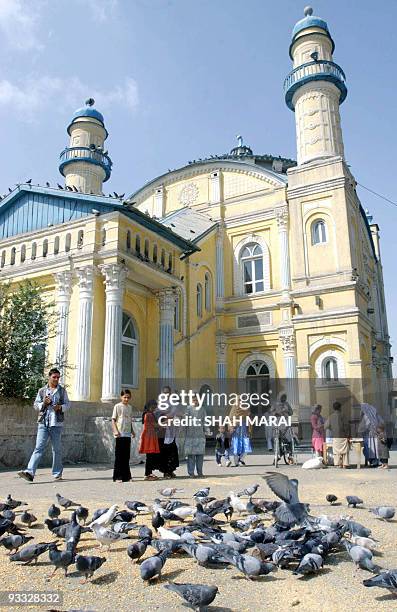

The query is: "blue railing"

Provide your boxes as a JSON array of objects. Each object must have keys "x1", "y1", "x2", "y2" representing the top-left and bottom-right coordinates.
[
  {"x1": 59, "y1": 147, "x2": 113, "y2": 181},
  {"x1": 284, "y1": 60, "x2": 347, "y2": 110}
]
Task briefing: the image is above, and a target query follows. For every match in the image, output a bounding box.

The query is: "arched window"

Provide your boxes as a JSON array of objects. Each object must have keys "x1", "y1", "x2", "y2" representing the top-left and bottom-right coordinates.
[
  {"x1": 31, "y1": 242, "x2": 37, "y2": 260},
  {"x1": 126, "y1": 230, "x2": 131, "y2": 251},
  {"x1": 197, "y1": 283, "x2": 203, "y2": 318},
  {"x1": 245, "y1": 360, "x2": 270, "y2": 416},
  {"x1": 101, "y1": 229, "x2": 106, "y2": 247},
  {"x1": 10, "y1": 247, "x2": 16, "y2": 265},
  {"x1": 144, "y1": 239, "x2": 149, "y2": 260},
  {"x1": 204, "y1": 272, "x2": 211, "y2": 311},
  {"x1": 54, "y1": 236, "x2": 60, "y2": 255},
  {"x1": 20, "y1": 244, "x2": 26, "y2": 263},
  {"x1": 322, "y1": 356, "x2": 338, "y2": 382},
  {"x1": 135, "y1": 234, "x2": 141, "y2": 255},
  {"x1": 42, "y1": 239, "x2": 48, "y2": 257},
  {"x1": 121, "y1": 312, "x2": 138, "y2": 387},
  {"x1": 161, "y1": 249, "x2": 165, "y2": 268},
  {"x1": 311, "y1": 219, "x2": 327, "y2": 245},
  {"x1": 1, "y1": 250, "x2": 5, "y2": 268},
  {"x1": 65, "y1": 233, "x2": 71, "y2": 252},
  {"x1": 240, "y1": 243, "x2": 264, "y2": 294},
  {"x1": 168, "y1": 253, "x2": 173, "y2": 272},
  {"x1": 153, "y1": 244, "x2": 158, "y2": 264},
  {"x1": 77, "y1": 230, "x2": 84, "y2": 249}
]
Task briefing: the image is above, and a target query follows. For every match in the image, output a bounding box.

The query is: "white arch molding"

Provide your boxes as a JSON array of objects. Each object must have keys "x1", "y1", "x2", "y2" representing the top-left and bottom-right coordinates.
[
  {"x1": 238, "y1": 352, "x2": 276, "y2": 378},
  {"x1": 314, "y1": 349, "x2": 346, "y2": 380},
  {"x1": 309, "y1": 336, "x2": 348, "y2": 358},
  {"x1": 233, "y1": 234, "x2": 271, "y2": 296}
]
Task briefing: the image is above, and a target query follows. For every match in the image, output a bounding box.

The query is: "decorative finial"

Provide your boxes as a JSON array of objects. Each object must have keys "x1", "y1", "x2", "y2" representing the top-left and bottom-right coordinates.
[
  {"x1": 304, "y1": 6, "x2": 313, "y2": 16},
  {"x1": 237, "y1": 134, "x2": 243, "y2": 147},
  {"x1": 85, "y1": 98, "x2": 95, "y2": 107}
]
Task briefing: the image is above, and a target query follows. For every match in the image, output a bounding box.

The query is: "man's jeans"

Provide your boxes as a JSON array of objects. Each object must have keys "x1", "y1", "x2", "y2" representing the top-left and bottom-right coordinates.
[
  {"x1": 187, "y1": 454, "x2": 204, "y2": 476},
  {"x1": 27, "y1": 424, "x2": 63, "y2": 477}
]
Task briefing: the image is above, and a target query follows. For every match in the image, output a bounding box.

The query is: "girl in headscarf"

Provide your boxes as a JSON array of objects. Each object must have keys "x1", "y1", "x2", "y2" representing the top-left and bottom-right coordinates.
[
  {"x1": 311, "y1": 405, "x2": 325, "y2": 457},
  {"x1": 358, "y1": 403, "x2": 383, "y2": 467}
]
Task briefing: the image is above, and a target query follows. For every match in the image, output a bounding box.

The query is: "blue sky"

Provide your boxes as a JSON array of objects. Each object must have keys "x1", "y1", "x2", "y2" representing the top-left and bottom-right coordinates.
[{"x1": 1, "y1": 0, "x2": 396, "y2": 366}]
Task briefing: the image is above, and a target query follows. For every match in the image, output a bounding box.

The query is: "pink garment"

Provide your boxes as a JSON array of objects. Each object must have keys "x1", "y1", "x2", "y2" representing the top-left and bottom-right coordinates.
[{"x1": 311, "y1": 413, "x2": 325, "y2": 452}]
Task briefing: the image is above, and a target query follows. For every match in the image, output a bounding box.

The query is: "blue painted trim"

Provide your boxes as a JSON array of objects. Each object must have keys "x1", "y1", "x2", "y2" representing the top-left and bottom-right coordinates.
[
  {"x1": 284, "y1": 60, "x2": 347, "y2": 111},
  {"x1": 59, "y1": 147, "x2": 112, "y2": 181}
]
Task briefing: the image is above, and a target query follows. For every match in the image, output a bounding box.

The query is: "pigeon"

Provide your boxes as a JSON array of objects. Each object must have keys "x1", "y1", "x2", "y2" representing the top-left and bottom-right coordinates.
[
  {"x1": 164, "y1": 583, "x2": 219, "y2": 609},
  {"x1": 140, "y1": 550, "x2": 169, "y2": 582},
  {"x1": 89, "y1": 504, "x2": 119, "y2": 528},
  {"x1": 158, "y1": 488, "x2": 184, "y2": 498},
  {"x1": 326, "y1": 494, "x2": 338, "y2": 505},
  {"x1": 0, "y1": 534, "x2": 33, "y2": 554},
  {"x1": 293, "y1": 553, "x2": 324, "y2": 575},
  {"x1": 152, "y1": 512, "x2": 165, "y2": 532},
  {"x1": 113, "y1": 510, "x2": 136, "y2": 523},
  {"x1": 64, "y1": 511, "x2": 81, "y2": 561},
  {"x1": 75, "y1": 506, "x2": 89, "y2": 524},
  {"x1": 138, "y1": 525, "x2": 153, "y2": 540},
  {"x1": 181, "y1": 542, "x2": 226, "y2": 567},
  {"x1": 20, "y1": 511, "x2": 37, "y2": 527},
  {"x1": 56, "y1": 493, "x2": 79, "y2": 509},
  {"x1": 222, "y1": 549, "x2": 276, "y2": 579},
  {"x1": 262, "y1": 472, "x2": 309, "y2": 528},
  {"x1": 343, "y1": 541, "x2": 381, "y2": 573},
  {"x1": 193, "y1": 488, "x2": 210, "y2": 501},
  {"x1": 125, "y1": 500, "x2": 149, "y2": 513},
  {"x1": 170, "y1": 506, "x2": 196, "y2": 520},
  {"x1": 57, "y1": 183, "x2": 64, "y2": 189},
  {"x1": 228, "y1": 492, "x2": 248, "y2": 515},
  {"x1": 363, "y1": 570, "x2": 397, "y2": 594},
  {"x1": 237, "y1": 484, "x2": 260, "y2": 498},
  {"x1": 158, "y1": 526, "x2": 181, "y2": 541},
  {"x1": 349, "y1": 536, "x2": 379, "y2": 552},
  {"x1": 26, "y1": 179, "x2": 32, "y2": 184},
  {"x1": 48, "y1": 543, "x2": 74, "y2": 578},
  {"x1": 194, "y1": 504, "x2": 225, "y2": 528},
  {"x1": 91, "y1": 523, "x2": 129, "y2": 550},
  {"x1": 48, "y1": 504, "x2": 61, "y2": 519},
  {"x1": 5, "y1": 495, "x2": 27, "y2": 509},
  {"x1": 111, "y1": 521, "x2": 138, "y2": 535},
  {"x1": 44, "y1": 518, "x2": 70, "y2": 532},
  {"x1": 369, "y1": 506, "x2": 395, "y2": 521},
  {"x1": 127, "y1": 537, "x2": 151, "y2": 563},
  {"x1": 75, "y1": 554, "x2": 106, "y2": 583},
  {"x1": 246, "y1": 499, "x2": 266, "y2": 515},
  {"x1": 346, "y1": 496, "x2": 363, "y2": 508},
  {"x1": 1, "y1": 510, "x2": 16, "y2": 522},
  {"x1": 9, "y1": 542, "x2": 51, "y2": 564},
  {"x1": 342, "y1": 520, "x2": 371, "y2": 538}
]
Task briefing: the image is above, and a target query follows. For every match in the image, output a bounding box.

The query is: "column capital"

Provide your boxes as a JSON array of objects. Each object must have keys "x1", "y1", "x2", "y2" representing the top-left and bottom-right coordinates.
[
  {"x1": 279, "y1": 326, "x2": 296, "y2": 355},
  {"x1": 275, "y1": 205, "x2": 289, "y2": 231},
  {"x1": 157, "y1": 287, "x2": 177, "y2": 325},
  {"x1": 99, "y1": 263, "x2": 127, "y2": 294},
  {"x1": 75, "y1": 265, "x2": 97, "y2": 294},
  {"x1": 54, "y1": 270, "x2": 73, "y2": 300}
]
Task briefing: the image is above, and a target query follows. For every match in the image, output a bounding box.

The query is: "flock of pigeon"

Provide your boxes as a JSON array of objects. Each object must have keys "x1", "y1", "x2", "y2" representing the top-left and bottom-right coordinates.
[{"x1": 0, "y1": 475, "x2": 396, "y2": 610}]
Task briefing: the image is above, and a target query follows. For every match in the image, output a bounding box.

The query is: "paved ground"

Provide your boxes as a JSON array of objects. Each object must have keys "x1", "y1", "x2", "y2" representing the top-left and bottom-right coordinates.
[{"x1": 0, "y1": 451, "x2": 396, "y2": 612}]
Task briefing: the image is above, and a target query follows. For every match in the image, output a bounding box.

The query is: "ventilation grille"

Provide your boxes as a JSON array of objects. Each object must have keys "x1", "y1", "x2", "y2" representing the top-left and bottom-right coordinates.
[{"x1": 237, "y1": 312, "x2": 272, "y2": 328}]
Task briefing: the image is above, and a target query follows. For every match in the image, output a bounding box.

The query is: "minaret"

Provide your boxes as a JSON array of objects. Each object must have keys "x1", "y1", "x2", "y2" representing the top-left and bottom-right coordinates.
[
  {"x1": 59, "y1": 98, "x2": 112, "y2": 195},
  {"x1": 284, "y1": 6, "x2": 347, "y2": 165}
]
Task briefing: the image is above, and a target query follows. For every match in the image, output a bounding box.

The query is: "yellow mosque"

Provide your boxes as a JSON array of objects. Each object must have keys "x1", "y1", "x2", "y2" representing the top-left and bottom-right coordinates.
[{"x1": 0, "y1": 7, "x2": 391, "y2": 424}]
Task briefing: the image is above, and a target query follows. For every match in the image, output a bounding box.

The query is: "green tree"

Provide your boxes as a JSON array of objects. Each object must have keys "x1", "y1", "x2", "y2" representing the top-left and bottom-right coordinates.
[{"x1": 0, "y1": 281, "x2": 56, "y2": 399}]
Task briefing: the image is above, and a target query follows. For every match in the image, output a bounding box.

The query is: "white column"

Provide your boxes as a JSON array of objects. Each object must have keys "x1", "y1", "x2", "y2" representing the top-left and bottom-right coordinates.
[
  {"x1": 276, "y1": 206, "x2": 291, "y2": 298},
  {"x1": 54, "y1": 271, "x2": 73, "y2": 374},
  {"x1": 279, "y1": 327, "x2": 299, "y2": 410},
  {"x1": 74, "y1": 266, "x2": 96, "y2": 400},
  {"x1": 154, "y1": 185, "x2": 164, "y2": 218},
  {"x1": 157, "y1": 288, "x2": 177, "y2": 382},
  {"x1": 216, "y1": 333, "x2": 227, "y2": 380},
  {"x1": 210, "y1": 171, "x2": 221, "y2": 204},
  {"x1": 215, "y1": 224, "x2": 225, "y2": 309},
  {"x1": 100, "y1": 263, "x2": 127, "y2": 401}
]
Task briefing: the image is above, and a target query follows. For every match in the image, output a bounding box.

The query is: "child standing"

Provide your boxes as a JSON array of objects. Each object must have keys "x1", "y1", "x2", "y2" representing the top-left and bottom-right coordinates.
[
  {"x1": 215, "y1": 426, "x2": 231, "y2": 467},
  {"x1": 112, "y1": 389, "x2": 135, "y2": 482},
  {"x1": 139, "y1": 399, "x2": 160, "y2": 480}
]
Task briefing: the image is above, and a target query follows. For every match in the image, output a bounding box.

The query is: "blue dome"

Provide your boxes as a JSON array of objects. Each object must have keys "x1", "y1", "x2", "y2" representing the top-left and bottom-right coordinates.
[
  {"x1": 292, "y1": 14, "x2": 329, "y2": 40},
  {"x1": 71, "y1": 106, "x2": 104, "y2": 125}
]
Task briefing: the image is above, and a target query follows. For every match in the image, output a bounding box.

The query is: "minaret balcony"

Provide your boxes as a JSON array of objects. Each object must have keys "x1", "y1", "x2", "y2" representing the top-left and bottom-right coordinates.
[
  {"x1": 59, "y1": 146, "x2": 113, "y2": 181},
  {"x1": 284, "y1": 60, "x2": 347, "y2": 110}
]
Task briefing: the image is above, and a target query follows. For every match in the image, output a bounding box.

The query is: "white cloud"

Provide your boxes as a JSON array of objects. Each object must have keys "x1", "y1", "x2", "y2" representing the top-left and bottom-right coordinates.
[
  {"x1": 0, "y1": 0, "x2": 43, "y2": 51},
  {"x1": 84, "y1": 0, "x2": 119, "y2": 23},
  {"x1": 0, "y1": 75, "x2": 139, "y2": 122}
]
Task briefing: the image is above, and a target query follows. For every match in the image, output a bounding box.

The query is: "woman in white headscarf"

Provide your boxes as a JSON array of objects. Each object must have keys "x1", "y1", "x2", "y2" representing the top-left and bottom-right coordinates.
[{"x1": 358, "y1": 403, "x2": 384, "y2": 467}]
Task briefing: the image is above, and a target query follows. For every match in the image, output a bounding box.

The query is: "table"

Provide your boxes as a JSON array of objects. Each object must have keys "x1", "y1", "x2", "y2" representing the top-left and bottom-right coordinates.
[{"x1": 322, "y1": 438, "x2": 364, "y2": 468}]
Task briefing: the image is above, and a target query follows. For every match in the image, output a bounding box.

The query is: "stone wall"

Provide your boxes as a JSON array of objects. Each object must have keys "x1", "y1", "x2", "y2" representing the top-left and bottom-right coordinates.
[{"x1": 0, "y1": 398, "x2": 144, "y2": 469}]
